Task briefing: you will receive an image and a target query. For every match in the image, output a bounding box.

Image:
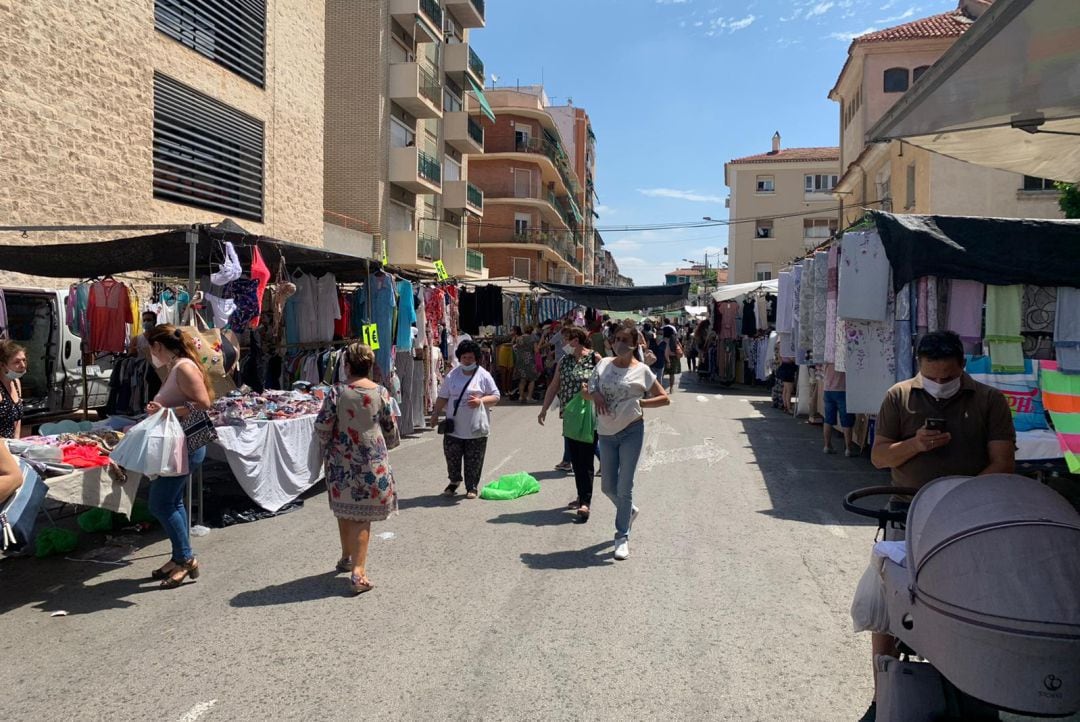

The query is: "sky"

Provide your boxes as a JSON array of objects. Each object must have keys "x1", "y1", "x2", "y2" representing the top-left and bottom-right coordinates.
[{"x1": 475, "y1": 0, "x2": 958, "y2": 286}]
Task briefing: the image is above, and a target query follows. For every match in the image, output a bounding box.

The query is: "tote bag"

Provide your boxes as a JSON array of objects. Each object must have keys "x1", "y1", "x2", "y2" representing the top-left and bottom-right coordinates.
[
  {"x1": 110, "y1": 409, "x2": 188, "y2": 479},
  {"x1": 562, "y1": 393, "x2": 596, "y2": 443},
  {"x1": 181, "y1": 312, "x2": 237, "y2": 398},
  {"x1": 1, "y1": 459, "x2": 49, "y2": 551}
]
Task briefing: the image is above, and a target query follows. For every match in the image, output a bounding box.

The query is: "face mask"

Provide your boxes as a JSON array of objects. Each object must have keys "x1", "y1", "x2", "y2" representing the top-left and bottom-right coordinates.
[
  {"x1": 5, "y1": 370, "x2": 25, "y2": 381},
  {"x1": 921, "y1": 375, "x2": 962, "y2": 400},
  {"x1": 613, "y1": 341, "x2": 632, "y2": 357},
  {"x1": 562, "y1": 344, "x2": 574, "y2": 355},
  {"x1": 461, "y1": 363, "x2": 478, "y2": 372},
  {"x1": 150, "y1": 353, "x2": 167, "y2": 369}
]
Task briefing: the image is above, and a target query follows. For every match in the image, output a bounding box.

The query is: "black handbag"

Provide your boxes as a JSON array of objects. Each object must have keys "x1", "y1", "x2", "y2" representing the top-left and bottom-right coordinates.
[
  {"x1": 437, "y1": 373, "x2": 475, "y2": 435},
  {"x1": 181, "y1": 406, "x2": 218, "y2": 453}
]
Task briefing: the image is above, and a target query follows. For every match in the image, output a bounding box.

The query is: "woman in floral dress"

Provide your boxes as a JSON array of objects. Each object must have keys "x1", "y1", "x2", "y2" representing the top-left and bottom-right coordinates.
[{"x1": 315, "y1": 343, "x2": 399, "y2": 595}]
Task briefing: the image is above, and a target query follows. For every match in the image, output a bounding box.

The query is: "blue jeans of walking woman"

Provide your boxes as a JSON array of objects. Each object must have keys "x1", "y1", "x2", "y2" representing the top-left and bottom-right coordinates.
[
  {"x1": 148, "y1": 447, "x2": 206, "y2": 563},
  {"x1": 598, "y1": 420, "x2": 644, "y2": 541}
]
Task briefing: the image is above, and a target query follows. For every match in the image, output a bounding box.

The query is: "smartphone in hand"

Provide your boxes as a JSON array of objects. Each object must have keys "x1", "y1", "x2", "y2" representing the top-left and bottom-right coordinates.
[{"x1": 924, "y1": 417, "x2": 946, "y2": 432}]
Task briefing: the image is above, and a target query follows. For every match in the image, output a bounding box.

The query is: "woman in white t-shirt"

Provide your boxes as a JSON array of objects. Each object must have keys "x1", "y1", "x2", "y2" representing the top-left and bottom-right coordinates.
[
  {"x1": 585, "y1": 325, "x2": 670, "y2": 560},
  {"x1": 431, "y1": 340, "x2": 501, "y2": 500}
]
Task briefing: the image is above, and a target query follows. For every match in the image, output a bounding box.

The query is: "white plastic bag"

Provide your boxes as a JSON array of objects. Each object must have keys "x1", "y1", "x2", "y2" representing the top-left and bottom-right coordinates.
[
  {"x1": 851, "y1": 551, "x2": 890, "y2": 633},
  {"x1": 109, "y1": 409, "x2": 189, "y2": 479}
]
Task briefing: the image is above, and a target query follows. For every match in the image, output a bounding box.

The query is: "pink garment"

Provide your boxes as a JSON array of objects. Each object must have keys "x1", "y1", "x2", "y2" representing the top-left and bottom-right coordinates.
[
  {"x1": 946, "y1": 279, "x2": 985, "y2": 345},
  {"x1": 155, "y1": 358, "x2": 200, "y2": 408},
  {"x1": 718, "y1": 301, "x2": 739, "y2": 341},
  {"x1": 825, "y1": 245, "x2": 839, "y2": 363},
  {"x1": 248, "y1": 245, "x2": 272, "y2": 328},
  {"x1": 87, "y1": 279, "x2": 133, "y2": 353}
]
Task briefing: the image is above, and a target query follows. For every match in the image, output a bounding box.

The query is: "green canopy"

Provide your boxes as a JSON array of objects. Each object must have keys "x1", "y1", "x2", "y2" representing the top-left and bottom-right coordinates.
[{"x1": 469, "y1": 78, "x2": 496, "y2": 123}]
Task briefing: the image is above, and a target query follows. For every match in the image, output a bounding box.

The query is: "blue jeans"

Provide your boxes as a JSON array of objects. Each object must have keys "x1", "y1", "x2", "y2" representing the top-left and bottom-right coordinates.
[
  {"x1": 562, "y1": 436, "x2": 600, "y2": 465},
  {"x1": 148, "y1": 447, "x2": 206, "y2": 563},
  {"x1": 598, "y1": 420, "x2": 645, "y2": 541}
]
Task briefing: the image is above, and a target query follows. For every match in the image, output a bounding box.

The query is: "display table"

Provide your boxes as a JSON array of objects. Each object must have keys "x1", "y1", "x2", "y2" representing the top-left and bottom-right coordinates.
[
  {"x1": 206, "y1": 414, "x2": 324, "y2": 512},
  {"x1": 44, "y1": 466, "x2": 142, "y2": 518}
]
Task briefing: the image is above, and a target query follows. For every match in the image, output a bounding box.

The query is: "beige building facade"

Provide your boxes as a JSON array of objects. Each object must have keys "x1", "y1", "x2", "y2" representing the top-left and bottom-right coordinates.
[
  {"x1": 1, "y1": 1, "x2": 325, "y2": 252},
  {"x1": 830, "y1": 1, "x2": 1062, "y2": 228},
  {"x1": 724, "y1": 136, "x2": 841, "y2": 284},
  {"x1": 324, "y1": 0, "x2": 488, "y2": 279}
]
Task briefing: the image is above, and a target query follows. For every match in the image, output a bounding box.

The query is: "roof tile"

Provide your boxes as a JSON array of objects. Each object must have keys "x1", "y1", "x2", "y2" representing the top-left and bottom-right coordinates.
[
  {"x1": 855, "y1": 8, "x2": 975, "y2": 44},
  {"x1": 728, "y1": 147, "x2": 840, "y2": 165}
]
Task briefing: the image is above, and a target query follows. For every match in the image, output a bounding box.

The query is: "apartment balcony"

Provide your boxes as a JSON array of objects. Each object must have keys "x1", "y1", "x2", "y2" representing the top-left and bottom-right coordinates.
[
  {"x1": 390, "y1": 0, "x2": 443, "y2": 43},
  {"x1": 387, "y1": 230, "x2": 442, "y2": 269},
  {"x1": 443, "y1": 181, "x2": 483, "y2": 216},
  {"x1": 445, "y1": 43, "x2": 484, "y2": 88},
  {"x1": 389, "y1": 62, "x2": 442, "y2": 119},
  {"x1": 443, "y1": 246, "x2": 487, "y2": 278},
  {"x1": 485, "y1": 188, "x2": 570, "y2": 230},
  {"x1": 513, "y1": 137, "x2": 579, "y2": 196},
  {"x1": 390, "y1": 146, "x2": 442, "y2": 194},
  {"x1": 445, "y1": 0, "x2": 484, "y2": 27},
  {"x1": 445, "y1": 112, "x2": 483, "y2": 154}
]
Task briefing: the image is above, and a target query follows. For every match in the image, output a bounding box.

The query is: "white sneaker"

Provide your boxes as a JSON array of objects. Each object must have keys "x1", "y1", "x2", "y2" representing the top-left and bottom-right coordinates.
[
  {"x1": 823, "y1": 446, "x2": 836, "y2": 455},
  {"x1": 630, "y1": 506, "x2": 640, "y2": 526},
  {"x1": 614, "y1": 539, "x2": 630, "y2": 560}
]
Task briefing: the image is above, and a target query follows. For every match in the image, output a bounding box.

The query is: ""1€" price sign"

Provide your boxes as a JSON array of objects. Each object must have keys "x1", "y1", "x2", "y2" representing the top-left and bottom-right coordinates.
[
  {"x1": 434, "y1": 260, "x2": 449, "y2": 280},
  {"x1": 362, "y1": 324, "x2": 380, "y2": 350}
]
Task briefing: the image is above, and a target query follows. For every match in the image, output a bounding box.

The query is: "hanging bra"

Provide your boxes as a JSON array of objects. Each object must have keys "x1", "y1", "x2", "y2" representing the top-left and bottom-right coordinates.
[{"x1": 210, "y1": 241, "x2": 242, "y2": 286}]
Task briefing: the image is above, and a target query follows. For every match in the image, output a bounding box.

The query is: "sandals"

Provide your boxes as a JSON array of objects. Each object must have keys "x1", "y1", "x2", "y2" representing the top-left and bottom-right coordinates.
[
  {"x1": 442, "y1": 483, "x2": 461, "y2": 497},
  {"x1": 151, "y1": 561, "x2": 178, "y2": 580},
  {"x1": 568, "y1": 498, "x2": 581, "y2": 509},
  {"x1": 576, "y1": 504, "x2": 591, "y2": 522},
  {"x1": 160, "y1": 558, "x2": 199, "y2": 589},
  {"x1": 349, "y1": 573, "x2": 375, "y2": 595},
  {"x1": 335, "y1": 556, "x2": 352, "y2": 573},
  {"x1": 465, "y1": 489, "x2": 478, "y2": 500}
]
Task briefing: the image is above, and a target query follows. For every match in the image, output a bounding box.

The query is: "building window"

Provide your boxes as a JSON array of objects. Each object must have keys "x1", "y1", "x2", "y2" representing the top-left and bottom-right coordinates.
[
  {"x1": 913, "y1": 65, "x2": 931, "y2": 83},
  {"x1": 803, "y1": 218, "x2": 837, "y2": 239},
  {"x1": 1022, "y1": 175, "x2": 1058, "y2": 191},
  {"x1": 805, "y1": 174, "x2": 839, "y2": 193},
  {"x1": 905, "y1": 163, "x2": 917, "y2": 209},
  {"x1": 756, "y1": 175, "x2": 775, "y2": 193},
  {"x1": 155, "y1": 0, "x2": 266, "y2": 87},
  {"x1": 755, "y1": 220, "x2": 774, "y2": 239},
  {"x1": 514, "y1": 213, "x2": 530, "y2": 236},
  {"x1": 754, "y1": 263, "x2": 773, "y2": 281},
  {"x1": 884, "y1": 67, "x2": 910, "y2": 93},
  {"x1": 390, "y1": 117, "x2": 415, "y2": 149},
  {"x1": 152, "y1": 73, "x2": 265, "y2": 221},
  {"x1": 512, "y1": 257, "x2": 531, "y2": 279}
]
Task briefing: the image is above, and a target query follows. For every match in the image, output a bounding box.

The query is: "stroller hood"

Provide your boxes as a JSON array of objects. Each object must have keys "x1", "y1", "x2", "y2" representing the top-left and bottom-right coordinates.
[{"x1": 906, "y1": 474, "x2": 1080, "y2": 630}]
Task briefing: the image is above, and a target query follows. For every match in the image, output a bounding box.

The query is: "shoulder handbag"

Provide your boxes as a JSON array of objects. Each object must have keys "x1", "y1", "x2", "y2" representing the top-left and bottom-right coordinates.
[
  {"x1": 181, "y1": 311, "x2": 237, "y2": 398},
  {"x1": 1, "y1": 459, "x2": 49, "y2": 551},
  {"x1": 181, "y1": 403, "x2": 218, "y2": 453},
  {"x1": 378, "y1": 388, "x2": 401, "y2": 450},
  {"x1": 437, "y1": 372, "x2": 474, "y2": 435}
]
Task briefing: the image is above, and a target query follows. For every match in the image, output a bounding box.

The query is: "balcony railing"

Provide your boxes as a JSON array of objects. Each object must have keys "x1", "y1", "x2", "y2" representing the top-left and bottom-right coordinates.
[
  {"x1": 470, "y1": 0, "x2": 485, "y2": 20},
  {"x1": 418, "y1": 233, "x2": 441, "y2": 261},
  {"x1": 513, "y1": 137, "x2": 579, "y2": 194},
  {"x1": 466, "y1": 249, "x2": 484, "y2": 272},
  {"x1": 467, "y1": 116, "x2": 484, "y2": 145},
  {"x1": 468, "y1": 46, "x2": 484, "y2": 81},
  {"x1": 419, "y1": 0, "x2": 443, "y2": 28},
  {"x1": 466, "y1": 183, "x2": 483, "y2": 210},
  {"x1": 418, "y1": 150, "x2": 441, "y2": 185},
  {"x1": 418, "y1": 65, "x2": 441, "y2": 107}
]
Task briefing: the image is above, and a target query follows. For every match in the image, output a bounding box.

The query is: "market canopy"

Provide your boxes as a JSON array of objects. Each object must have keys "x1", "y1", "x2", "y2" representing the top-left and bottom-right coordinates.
[
  {"x1": 538, "y1": 282, "x2": 689, "y2": 312},
  {"x1": 710, "y1": 279, "x2": 778, "y2": 303},
  {"x1": 867, "y1": 0, "x2": 1080, "y2": 181},
  {"x1": 0, "y1": 220, "x2": 377, "y2": 283},
  {"x1": 871, "y1": 210, "x2": 1080, "y2": 290}
]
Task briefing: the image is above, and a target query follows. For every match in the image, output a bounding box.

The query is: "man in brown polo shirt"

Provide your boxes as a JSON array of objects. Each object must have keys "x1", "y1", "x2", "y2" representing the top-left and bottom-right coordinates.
[{"x1": 859, "y1": 330, "x2": 1015, "y2": 722}]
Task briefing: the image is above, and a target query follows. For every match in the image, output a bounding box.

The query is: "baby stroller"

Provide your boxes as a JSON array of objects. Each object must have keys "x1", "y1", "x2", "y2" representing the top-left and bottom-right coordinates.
[{"x1": 844, "y1": 474, "x2": 1080, "y2": 721}]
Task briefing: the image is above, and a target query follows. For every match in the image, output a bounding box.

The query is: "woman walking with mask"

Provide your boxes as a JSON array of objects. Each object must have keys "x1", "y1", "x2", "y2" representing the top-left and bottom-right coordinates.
[
  {"x1": 0, "y1": 341, "x2": 27, "y2": 439},
  {"x1": 585, "y1": 326, "x2": 670, "y2": 560},
  {"x1": 144, "y1": 326, "x2": 214, "y2": 589}
]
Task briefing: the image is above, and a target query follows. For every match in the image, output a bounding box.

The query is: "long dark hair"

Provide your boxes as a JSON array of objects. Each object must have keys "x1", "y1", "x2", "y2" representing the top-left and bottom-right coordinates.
[{"x1": 146, "y1": 325, "x2": 214, "y2": 400}]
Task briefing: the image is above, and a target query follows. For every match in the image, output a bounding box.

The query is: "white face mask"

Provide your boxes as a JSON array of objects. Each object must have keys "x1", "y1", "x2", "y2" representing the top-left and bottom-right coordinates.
[
  {"x1": 150, "y1": 353, "x2": 167, "y2": 369},
  {"x1": 613, "y1": 341, "x2": 632, "y2": 357},
  {"x1": 921, "y1": 375, "x2": 962, "y2": 400},
  {"x1": 461, "y1": 363, "x2": 478, "y2": 373},
  {"x1": 562, "y1": 343, "x2": 574, "y2": 355},
  {"x1": 5, "y1": 370, "x2": 25, "y2": 381}
]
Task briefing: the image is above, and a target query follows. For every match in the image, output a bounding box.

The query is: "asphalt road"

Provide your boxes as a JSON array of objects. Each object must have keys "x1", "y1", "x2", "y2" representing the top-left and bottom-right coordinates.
[{"x1": 0, "y1": 373, "x2": 889, "y2": 721}]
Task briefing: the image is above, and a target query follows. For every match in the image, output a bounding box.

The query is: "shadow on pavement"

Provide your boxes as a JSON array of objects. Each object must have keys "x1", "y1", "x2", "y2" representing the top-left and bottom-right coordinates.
[
  {"x1": 398, "y1": 493, "x2": 461, "y2": 509},
  {"x1": 230, "y1": 571, "x2": 354, "y2": 607},
  {"x1": 739, "y1": 397, "x2": 886, "y2": 529},
  {"x1": 520, "y1": 540, "x2": 614, "y2": 570},
  {"x1": 487, "y1": 506, "x2": 575, "y2": 527}
]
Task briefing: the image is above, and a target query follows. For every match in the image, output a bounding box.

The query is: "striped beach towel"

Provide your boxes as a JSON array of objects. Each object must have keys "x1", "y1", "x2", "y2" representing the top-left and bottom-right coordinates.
[{"x1": 1040, "y1": 360, "x2": 1080, "y2": 472}]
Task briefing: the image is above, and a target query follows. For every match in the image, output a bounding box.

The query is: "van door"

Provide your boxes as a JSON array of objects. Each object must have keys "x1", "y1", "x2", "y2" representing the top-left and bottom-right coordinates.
[
  {"x1": 4, "y1": 291, "x2": 60, "y2": 415},
  {"x1": 55, "y1": 289, "x2": 112, "y2": 413}
]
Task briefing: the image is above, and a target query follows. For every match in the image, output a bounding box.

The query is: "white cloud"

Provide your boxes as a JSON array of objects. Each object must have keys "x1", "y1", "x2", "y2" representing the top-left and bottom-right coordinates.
[
  {"x1": 829, "y1": 26, "x2": 879, "y2": 41},
  {"x1": 637, "y1": 188, "x2": 727, "y2": 203},
  {"x1": 607, "y1": 238, "x2": 642, "y2": 252},
  {"x1": 726, "y1": 14, "x2": 756, "y2": 32},
  {"x1": 655, "y1": 0, "x2": 690, "y2": 4},
  {"x1": 805, "y1": 2, "x2": 835, "y2": 18},
  {"x1": 876, "y1": 7, "x2": 916, "y2": 23},
  {"x1": 594, "y1": 204, "x2": 616, "y2": 217},
  {"x1": 879, "y1": 0, "x2": 897, "y2": 9}
]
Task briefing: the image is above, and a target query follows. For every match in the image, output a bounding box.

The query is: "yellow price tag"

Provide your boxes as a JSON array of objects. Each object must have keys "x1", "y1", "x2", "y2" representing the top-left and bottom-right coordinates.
[
  {"x1": 362, "y1": 324, "x2": 380, "y2": 351},
  {"x1": 434, "y1": 260, "x2": 449, "y2": 280},
  {"x1": 381, "y1": 244, "x2": 388, "y2": 266}
]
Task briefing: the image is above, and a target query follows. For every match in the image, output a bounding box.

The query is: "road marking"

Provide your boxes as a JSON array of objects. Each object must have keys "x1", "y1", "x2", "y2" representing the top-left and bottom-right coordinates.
[
  {"x1": 695, "y1": 395, "x2": 712, "y2": 403},
  {"x1": 650, "y1": 419, "x2": 682, "y2": 437},
  {"x1": 639, "y1": 437, "x2": 730, "y2": 471},
  {"x1": 814, "y1": 509, "x2": 849, "y2": 538},
  {"x1": 179, "y1": 700, "x2": 217, "y2": 722},
  {"x1": 486, "y1": 452, "x2": 516, "y2": 478}
]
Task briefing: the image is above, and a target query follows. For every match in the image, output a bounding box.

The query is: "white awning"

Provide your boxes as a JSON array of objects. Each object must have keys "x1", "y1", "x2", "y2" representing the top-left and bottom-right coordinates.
[
  {"x1": 710, "y1": 279, "x2": 778, "y2": 303},
  {"x1": 684, "y1": 305, "x2": 708, "y2": 316},
  {"x1": 868, "y1": 0, "x2": 1080, "y2": 181}
]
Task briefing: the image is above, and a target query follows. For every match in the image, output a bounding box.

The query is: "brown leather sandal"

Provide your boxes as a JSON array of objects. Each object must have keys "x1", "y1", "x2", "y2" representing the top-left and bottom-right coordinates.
[
  {"x1": 151, "y1": 561, "x2": 179, "y2": 580},
  {"x1": 160, "y1": 558, "x2": 200, "y2": 589}
]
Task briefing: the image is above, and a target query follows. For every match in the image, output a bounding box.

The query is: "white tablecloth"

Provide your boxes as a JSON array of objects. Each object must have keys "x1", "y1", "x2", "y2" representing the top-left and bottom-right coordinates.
[
  {"x1": 45, "y1": 466, "x2": 142, "y2": 517},
  {"x1": 207, "y1": 415, "x2": 324, "y2": 512}
]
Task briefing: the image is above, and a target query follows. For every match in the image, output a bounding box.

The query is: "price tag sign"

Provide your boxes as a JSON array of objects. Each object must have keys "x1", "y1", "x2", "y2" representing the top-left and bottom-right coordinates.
[
  {"x1": 362, "y1": 324, "x2": 380, "y2": 350},
  {"x1": 434, "y1": 260, "x2": 449, "y2": 280},
  {"x1": 381, "y1": 242, "x2": 388, "y2": 266}
]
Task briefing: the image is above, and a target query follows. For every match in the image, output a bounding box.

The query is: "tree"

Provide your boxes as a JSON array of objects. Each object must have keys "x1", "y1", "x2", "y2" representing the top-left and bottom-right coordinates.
[{"x1": 1055, "y1": 182, "x2": 1080, "y2": 219}]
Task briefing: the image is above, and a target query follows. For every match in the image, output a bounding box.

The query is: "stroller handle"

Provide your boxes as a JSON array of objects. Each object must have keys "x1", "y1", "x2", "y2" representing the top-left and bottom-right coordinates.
[{"x1": 843, "y1": 485, "x2": 920, "y2": 524}]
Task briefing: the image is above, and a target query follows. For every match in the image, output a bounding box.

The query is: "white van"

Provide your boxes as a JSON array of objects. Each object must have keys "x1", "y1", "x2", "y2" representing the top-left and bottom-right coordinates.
[{"x1": 4, "y1": 287, "x2": 112, "y2": 418}]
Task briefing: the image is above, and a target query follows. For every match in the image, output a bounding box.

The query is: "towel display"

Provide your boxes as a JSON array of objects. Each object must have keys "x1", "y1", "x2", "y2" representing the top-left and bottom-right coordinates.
[
  {"x1": 812, "y1": 251, "x2": 828, "y2": 364},
  {"x1": 825, "y1": 245, "x2": 839, "y2": 363},
  {"x1": 945, "y1": 279, "x2": 984, "y2": 351},
  {"x1": 837, "y1": 231, "x2": 890, "y2": 322},
  {"x1": 967, "y1": 356, "x2": 1047, "y2": 431},
  {"x1": 985, "y1": 284, "x2": 1025, "y2": 373},
  {"x1": 1054, "y1": 286, "x2": 1080, "y2": 374},
  {"x1": 1040, "y1": 361, "x2": 1080, "y2": 472}
]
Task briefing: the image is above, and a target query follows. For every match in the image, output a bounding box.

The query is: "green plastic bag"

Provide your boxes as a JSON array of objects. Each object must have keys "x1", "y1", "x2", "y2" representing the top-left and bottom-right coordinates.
[
  {"x1": 35, "y1": 528, "x2": 78, "y2": 558},
  {"x1": 562, "y1": 393, "x2": 596, "y2": 443},
  {"x1": 122, "y1": 500, "x2": 154, "y2": 525},
  {"x1": 77, "y1": 507, "x2": 115, "y2": 533},
  {"x1": 480, "y1": 472, "x2": 541, "y2": 501}
]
